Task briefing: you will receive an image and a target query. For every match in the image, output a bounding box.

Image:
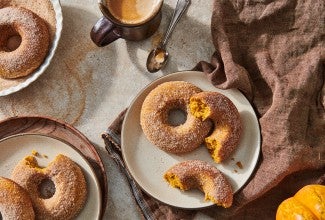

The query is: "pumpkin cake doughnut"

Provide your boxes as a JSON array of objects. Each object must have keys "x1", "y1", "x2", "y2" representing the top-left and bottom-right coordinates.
[
  {"x1": 140, "y1": 81, "x2": 212, "y2": 154},
  {"x1": 0, "y1": 177, "x2": 35, "y2": 220},
  {"x1": 0, "y1": 6, "x2": 50, "y2": 79},
  {"x1": 11, "y1": 154, "x2": 87, "y2": 220},
  {"x1": 190, "y1": 91, "x2": 242, "y2": 163},
  {"x1": 164, "y1": 160, "x2": 233, "y2": 208}
]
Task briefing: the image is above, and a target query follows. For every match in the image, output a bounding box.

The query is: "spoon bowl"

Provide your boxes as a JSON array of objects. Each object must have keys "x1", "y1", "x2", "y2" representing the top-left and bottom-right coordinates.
[
  {"x1": 146, "y1": 47, "x2": 169, "y2": 73},
  {"x1": 146, "y1": 0, "x2": 191, "y2": 72}
]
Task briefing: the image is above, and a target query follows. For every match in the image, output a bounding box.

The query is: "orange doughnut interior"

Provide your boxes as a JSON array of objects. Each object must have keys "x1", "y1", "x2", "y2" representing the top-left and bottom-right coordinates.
[{"x1": 189, "y1": 98, "x2": 211, "y2": 120}]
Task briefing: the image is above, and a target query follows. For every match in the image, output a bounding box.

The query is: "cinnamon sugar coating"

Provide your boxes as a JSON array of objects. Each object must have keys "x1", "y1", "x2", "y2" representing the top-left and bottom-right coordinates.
[
  {"x1": 0, "y1": 177, "x2": 35, "y2": 220},
  {"x1": 0, "y1": 6, "x2": 50, "y2": 78},
  {"x1": 164, "y1": 160, "x2": 233, "y2": 208},
  {"x1": 190, "y1": 91, "x2": 242, "y2": 163},
  {"x1": 140, "y1": 81, "x2": 212, "y2": 154},
  {"x1": 11, "y1": 154, "x2": 87, "y2": 220}
]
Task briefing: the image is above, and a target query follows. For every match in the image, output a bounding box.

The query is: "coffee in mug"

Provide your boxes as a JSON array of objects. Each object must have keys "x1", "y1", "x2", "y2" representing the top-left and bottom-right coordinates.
[
  {"x1": 105, "y1": 0, "x2": 162, "y2": 25},
  {"x1": 91, "y1": 0, "x2": 163, "y2": 47}
]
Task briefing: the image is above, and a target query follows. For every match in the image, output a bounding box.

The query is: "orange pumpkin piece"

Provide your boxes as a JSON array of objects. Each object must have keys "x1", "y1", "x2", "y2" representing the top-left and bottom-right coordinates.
[{"x1": 276, "y1": 184, "x2": 325, "y2": 220}]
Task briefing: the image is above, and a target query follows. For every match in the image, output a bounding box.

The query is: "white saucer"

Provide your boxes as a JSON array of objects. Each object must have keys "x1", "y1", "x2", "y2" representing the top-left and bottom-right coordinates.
[
  {"x1": 121, "y1": 71, "x2": 261, "y2": 209},
  {"x1": 0, "y1": 133, "x2": 101, "y2": 219},
  {"x1": 0, "y1": 0, "x2": 63, "y2": 96}
]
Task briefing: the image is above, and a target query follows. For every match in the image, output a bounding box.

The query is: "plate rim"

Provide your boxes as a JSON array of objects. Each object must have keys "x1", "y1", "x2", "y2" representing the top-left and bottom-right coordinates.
[
  {"x1": 121, "y1": 70, "x2": 261, "y2": 209},
  {"x1": 0, "y1": 132, "x2": 102, "y2": 219},
  {"x1": 0, "y1": 0, "x2": 63, "y2": 96}
]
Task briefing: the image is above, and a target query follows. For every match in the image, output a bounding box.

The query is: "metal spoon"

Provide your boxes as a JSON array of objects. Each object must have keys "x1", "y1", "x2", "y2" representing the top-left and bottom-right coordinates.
[{"x1": 146, "y1": 0, "x2": 191, "y2": 73}]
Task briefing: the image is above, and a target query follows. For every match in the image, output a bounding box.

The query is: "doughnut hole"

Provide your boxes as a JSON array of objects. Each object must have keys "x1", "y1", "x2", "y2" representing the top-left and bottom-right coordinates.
[
  {"x1": 6, "y1": 35, "x2": 22, "y2": 51},
  {"x1": 0, "y1": 25, "x2": 22, "y2": 52},
  {"x1": 164, "y1": 100, "x2": 187, "y2": 126},
  {"x1": 167, "y1": 108, "x2": 187, "y2": 126},
  {"x1": 38, "y1": 178, "x2": 56, "y2": 199}
]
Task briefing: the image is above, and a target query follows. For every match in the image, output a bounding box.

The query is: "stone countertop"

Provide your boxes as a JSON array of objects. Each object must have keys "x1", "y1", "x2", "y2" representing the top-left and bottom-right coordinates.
[{"x1": 0, "y1": 0, "x2": 214, "y2": 219}]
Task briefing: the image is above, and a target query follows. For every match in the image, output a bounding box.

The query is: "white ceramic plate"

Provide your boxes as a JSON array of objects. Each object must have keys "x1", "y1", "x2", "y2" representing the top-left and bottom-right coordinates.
[
  {"x1": 122, "y1": 71, "x2": 261, "y2": 209},
  {"x1": 0, "y1": 0, "x2": 63, "y2": 96},
  {"x1": 0, "y1": 134, "x2": 101, "y2": 219}
]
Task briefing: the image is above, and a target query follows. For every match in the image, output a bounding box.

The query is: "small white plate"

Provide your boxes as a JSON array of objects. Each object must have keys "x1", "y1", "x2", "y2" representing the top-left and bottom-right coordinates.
[
  {"x1": 0, "y1": 133, "x2": 102, "y2": 219},
  {"x1": 0, "y1": 0, "x2": 63, "y2": 96},
  {"x1": 122, "y1": 71, "x2": 261, "y2": 209}
]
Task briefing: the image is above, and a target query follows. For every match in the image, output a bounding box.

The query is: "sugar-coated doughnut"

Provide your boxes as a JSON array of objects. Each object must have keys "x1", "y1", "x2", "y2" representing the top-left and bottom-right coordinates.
[
  {"x1": 0, "y1": 177, "x2": 35, "y2": 220},
  {"x1": 190, "y1": 91, "x2": 242, "y2": 163},
  {"x1": 0, "y1": 6, "x2": 50, "y2": 78},
  {"x1": 164, "y1": 160, "x2": 233, "y2": 208},
  {"x1": 11, "y1": 154, "x2": 87, "y2": 220},
  {"x1": 140, "y1": 81, "x2": 212, "y2": 154}
]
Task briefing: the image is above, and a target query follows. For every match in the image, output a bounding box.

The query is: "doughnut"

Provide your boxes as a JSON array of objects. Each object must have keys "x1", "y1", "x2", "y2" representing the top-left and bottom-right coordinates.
[
  {"x1": 0, "y1": 6, "x2": 50, "y2": 79},
  {"x1": 11, "y1": 154, "x2": 87, "y2": 220},
  {"x1": 0, "y1": 177, "x2": 35, "y2": 220},
  {"x1": 140, "y1": 81, "x2": 212, "y2": 154},
  {"x1": 189, "y1": 91, "x2": 242, "y2": 163},
  {"x1": 164, "y1": 160, "x2": 233, "y2": 208}
]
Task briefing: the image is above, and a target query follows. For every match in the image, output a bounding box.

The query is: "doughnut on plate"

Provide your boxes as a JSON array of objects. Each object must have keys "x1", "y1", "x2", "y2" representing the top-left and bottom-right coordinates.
[
  {"x1": 0, "y1": 0, "x2": 62, "y2": 96},
  {"x1": 0, "y1": 133, "x2": 102, "y2": 219},
  {"x1": 121, "y1": 71, "x2": 261, "y2": 209}
]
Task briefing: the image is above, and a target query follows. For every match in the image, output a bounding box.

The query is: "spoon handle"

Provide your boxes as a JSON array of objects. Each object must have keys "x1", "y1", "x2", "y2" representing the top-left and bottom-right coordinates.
[{"x1": 161, "y1": 0, "x2": 191, "y2": 47}]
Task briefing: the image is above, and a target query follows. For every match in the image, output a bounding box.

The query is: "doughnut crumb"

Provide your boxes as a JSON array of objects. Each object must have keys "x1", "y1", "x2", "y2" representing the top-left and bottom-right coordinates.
[{"x1": 31, "y1": 149, "x2": 39, "y2": 156}]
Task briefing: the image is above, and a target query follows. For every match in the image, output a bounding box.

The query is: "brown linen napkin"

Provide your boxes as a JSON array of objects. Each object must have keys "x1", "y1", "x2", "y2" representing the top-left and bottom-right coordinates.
[
  {"x1": 193, "y1": 0, "x2": 325, "y2": 218},
  {"x1": 103, "y1": 0, "x2": 325, "y2": 219},
  {"x1": 202, "y1": 0, "x2": 325, "y2": 201},
  {"x1": 102, "y1": 110, "x2": 195, "y2": 220}
]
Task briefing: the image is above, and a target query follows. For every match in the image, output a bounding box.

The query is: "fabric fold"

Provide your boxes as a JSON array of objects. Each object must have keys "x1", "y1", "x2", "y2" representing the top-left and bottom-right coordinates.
[{"x1": 193, "y1": 0, "x2": 325, "y2": 217}]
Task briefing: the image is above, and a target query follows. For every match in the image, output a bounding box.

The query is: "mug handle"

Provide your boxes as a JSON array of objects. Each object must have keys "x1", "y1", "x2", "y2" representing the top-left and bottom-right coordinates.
[{"x1": 90, "y1": 17, "x2": 121, "y2": 47}]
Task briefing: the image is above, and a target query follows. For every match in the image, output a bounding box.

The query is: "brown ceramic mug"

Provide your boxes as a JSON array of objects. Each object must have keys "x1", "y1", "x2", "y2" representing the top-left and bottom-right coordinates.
[{"x1": 91, "y1": 0, "x2": 163, "y2": 47}]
